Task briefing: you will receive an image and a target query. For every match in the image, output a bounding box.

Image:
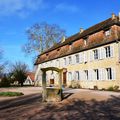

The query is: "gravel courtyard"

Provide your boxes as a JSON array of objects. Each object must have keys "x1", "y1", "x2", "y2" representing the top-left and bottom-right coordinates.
[{"x1": 0, "y1": 87, "x2": 120, "y2": 120}]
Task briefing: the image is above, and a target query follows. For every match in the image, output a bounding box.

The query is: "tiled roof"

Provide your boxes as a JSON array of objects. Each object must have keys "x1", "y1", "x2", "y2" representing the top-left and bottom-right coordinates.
[
  {"x1": 35, "y1": 16, "x2": 120, "y2": 65},
  {"x1": 26, "y1": 72, "x2": 35, "y2": 81}
]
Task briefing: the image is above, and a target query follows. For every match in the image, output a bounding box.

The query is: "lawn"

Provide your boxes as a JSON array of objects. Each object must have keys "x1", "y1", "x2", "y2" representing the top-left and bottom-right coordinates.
[{"x1": 0, "y1": 91, "x2": 24, "y2": 97}]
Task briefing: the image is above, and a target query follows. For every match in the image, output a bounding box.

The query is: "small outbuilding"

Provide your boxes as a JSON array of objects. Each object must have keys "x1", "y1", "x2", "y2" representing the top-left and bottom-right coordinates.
[{"x1": 24, "y1": 72, "x2": 35, "y2": 85}]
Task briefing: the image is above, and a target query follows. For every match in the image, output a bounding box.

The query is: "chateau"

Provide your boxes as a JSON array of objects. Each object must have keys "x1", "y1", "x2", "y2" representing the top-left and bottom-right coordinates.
[{"x1": 35, "y1": 13, "x2": 120, "y2": 89}]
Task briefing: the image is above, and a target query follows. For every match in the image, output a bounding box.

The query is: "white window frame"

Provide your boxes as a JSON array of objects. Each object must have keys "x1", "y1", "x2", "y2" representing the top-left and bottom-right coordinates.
[
  {"x1": 94, "y1": 69, "x2": 99, "y2": 80},
  {"x1": 68, "y1": 56, "x2": 72, "y2": 64},
  {"x1": 105, "y1": 46, "x2": 111, "y2": 58},
  {"x1": 105, "y1": 30, "x2": 111, "y2": 37},
  {"x1": 64, "y1": 58, "x2": 66, "y2": 66},
  {"x1": 75, "y1": 71, "x2": 80, "y2": 80},
  {"x1": 106, "y1": 68, "x2": 112, "y2": 80},
  {"x1": 75, "y1": 54, "x2": 79, "y2": 63},
  {"x1": 84, "y1": 70, "x2": 88, "y2": 80},
  {"x1": 68, "y1": 72, "x2": 72, "y2": 81},
  {"x1": 93, "y1": 49, "x2": 99, "y2": 60}
]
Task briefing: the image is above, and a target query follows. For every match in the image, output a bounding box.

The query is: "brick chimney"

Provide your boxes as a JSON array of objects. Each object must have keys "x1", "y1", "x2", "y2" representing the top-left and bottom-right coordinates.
[
  {"x1": 119, "y1": 12, "x2": 120, "y2": 21},
  {"x1": 111, "y1": 13, "x2": 116, "y2": 20}
]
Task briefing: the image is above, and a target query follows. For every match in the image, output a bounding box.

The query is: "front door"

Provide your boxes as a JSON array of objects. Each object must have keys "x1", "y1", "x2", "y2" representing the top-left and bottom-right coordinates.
[{"x1": 63, "y1": 72, "x2": 67, "y2": 85}]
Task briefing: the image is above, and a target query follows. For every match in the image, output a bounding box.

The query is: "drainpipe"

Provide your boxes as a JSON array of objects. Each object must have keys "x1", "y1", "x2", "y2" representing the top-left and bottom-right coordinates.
[
  {"x1": 117, "y1": 13, "x2": 120, "y2": 62},
  {"x1": 114, "y1": 24, "x2": 120, "y2": 62}
]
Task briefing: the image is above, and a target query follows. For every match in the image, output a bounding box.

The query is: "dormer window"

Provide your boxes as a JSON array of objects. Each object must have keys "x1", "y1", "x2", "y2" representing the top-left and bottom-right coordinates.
[
  {"x1": 69, "y1": 42, "x2": 73, "y2": 50},
  {"x1": 57, "y1": 48, "x2": 60, "y2": 51},
  {"x1": 84, "y1": 37, "x2": 88, "y2": 46},
  {"x1": 105, "y1": 29, "x2": 111, "y2": 37},
  {"x1": 46, "y1": 53, "x2": 49, "y2": 56}
]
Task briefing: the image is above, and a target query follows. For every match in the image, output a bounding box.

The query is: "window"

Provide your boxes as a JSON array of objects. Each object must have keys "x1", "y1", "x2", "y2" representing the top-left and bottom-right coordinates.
[
  {"x1": 105, "y1": 30, "x2": 111, "y2": 37},
  {"x1": 84, "y1": 70, "x2": 88, "y2": 80},
  {"x1": 75, "y1": 71, "x2": 79, "y2": 80},
  {"x1": 94, "y1": 69, "x2": 99, "y2": 80},
  {"x1": 75, "y1": 54, "x2": 79, "y2": 63},
  {"x1": 68, "y1": 56, "x2": 72, "y2": 64},
  {"x1": 93, "y1": 49, "x2": 99, "y2": 60},
  {"x1": 56, "y1": 60, "x2": 60, "y2": 67},
  {"x1": 69, "y1": 42, "x2": 73, "y2": 50},
  {"x1": 68, "y1": 72, "x2": 72, "y2": 81},
  {"x1": 105, "y1": 46, "x2": 111, "y2": 58},
  {"x1": 84, "y1": 39, "x2": 88, "y2": 46},
  {"x1": 64, "y1": 58, "x2": 66, "y2": 66},
  {"x1": 106, "y1": 68, "x2": 112, "y2": 80}
]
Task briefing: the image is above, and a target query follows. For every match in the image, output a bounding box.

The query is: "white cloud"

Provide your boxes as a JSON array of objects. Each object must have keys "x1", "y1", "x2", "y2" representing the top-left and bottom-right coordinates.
[
  {"x1": 0, "y1": 0, "x2": 45, "y2": 18},
  {"x1": 55, "y1": 3, "x2": 79, "y2": 13}
]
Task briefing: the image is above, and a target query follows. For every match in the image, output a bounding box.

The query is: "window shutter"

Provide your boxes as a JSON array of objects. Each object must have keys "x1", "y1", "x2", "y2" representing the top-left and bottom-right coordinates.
[
  {"x1": 79, "y1": 53, "x2": 83, "y2": 63},
  {"x1": 92, "y1": 70, "x2": 95, "y2": 80},
  {"x1": 71, "y1": 71, "x2": 74, "y2": 80},
  {"x1": 99, "y1": 48, "x2": 102, "y2": 59},
  {"x1": 61, "y1": 58, "x2": 63, "y2": 67},
  {"x1": 80, "y1": 71, "x2": 84, "y2": 80},
  {"x1": 89, "y1": 70, "x2": 92, "y2": 80},
  {"x1": 84, "y1": 52, "x2": 87, "y2": 63},
  {"x1": 79, "y1": 71, "x2": 81, "y2": 80},
  {"x1": 99, "y1": 68, "x2": 103, "y2": 80},
  {"x1": 103, "y1": 68, "x2": 107, "y2": 80},
  {"x1": 110, "y1": 45, "x2": 114, "y2": 57},
  {"x1": 102, "y1": 48, "x2": 106, "y2": 59},
  {"x1": 72, "y1": 55, "x2": 75, "y2": 64},
  {"x1": 66, "y1": 57, "x2": 69, "y2": 65},
  {"x1": 89, "y1": 51, "x2": 93, "y2": 61},
  {"x1": 112, "y1": 68, "x2": 115, "y2": 80}
]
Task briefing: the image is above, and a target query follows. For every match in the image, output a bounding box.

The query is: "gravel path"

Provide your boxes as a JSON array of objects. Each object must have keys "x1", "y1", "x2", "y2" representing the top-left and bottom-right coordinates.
[{"x1": 0, "y1": 87, "x2": 120, "y2": 120}]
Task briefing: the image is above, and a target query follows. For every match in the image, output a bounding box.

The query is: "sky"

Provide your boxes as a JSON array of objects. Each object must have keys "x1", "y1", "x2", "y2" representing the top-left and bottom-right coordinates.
[{"x1": 0, "y1": 0, "x2": 120, "y2": 70}]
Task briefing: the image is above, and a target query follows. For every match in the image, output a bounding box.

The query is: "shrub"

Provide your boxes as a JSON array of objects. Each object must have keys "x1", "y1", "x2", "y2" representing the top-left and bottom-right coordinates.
[
  {"x1": 113, "y1": 85, "x2": 119, "y2": 91},
  {"x1": 107, "y1": 86, "x2": 119, "y2": 91},
  {"x1": 0, "y1": 76, "x2": 11, "y2": 87},
  {"x1": 70, "y1": 80, "x2": 81, "y2": 89},
  {"x1": 107, "y1": 86, "x2": 114, "y2": 91},
  {"x1": 68, "y1": 84, "x2": 72, "y2": 88},
  {"x1": 94, "y1": 85, "x2": 98, "y2": 90}
]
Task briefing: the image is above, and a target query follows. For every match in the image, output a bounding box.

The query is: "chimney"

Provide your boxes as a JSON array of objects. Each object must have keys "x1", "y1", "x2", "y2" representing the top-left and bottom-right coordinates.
[
  {"x1": 61, "y1": 36, "x2": 65, "y2": 43},
  {"x1": 111, "y1": 13, "x2": 116, "y2": 20},
  {"x1": 80, "y1": 28, "x2": 84, "y2": 33},
  {"x1": 119, "y1": 12, "x2": 120, "y2": 21}
]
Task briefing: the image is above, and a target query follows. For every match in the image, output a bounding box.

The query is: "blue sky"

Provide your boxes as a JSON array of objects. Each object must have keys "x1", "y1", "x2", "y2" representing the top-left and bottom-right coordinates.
[{"x1": 0, "y1": 0, "x2": 120, "y2": 70}]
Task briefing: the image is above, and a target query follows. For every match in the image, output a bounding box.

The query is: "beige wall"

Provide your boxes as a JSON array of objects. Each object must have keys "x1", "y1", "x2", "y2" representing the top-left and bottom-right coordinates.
[{"x1": 66, "y1": 42, "x2": 120, "y2": 89}]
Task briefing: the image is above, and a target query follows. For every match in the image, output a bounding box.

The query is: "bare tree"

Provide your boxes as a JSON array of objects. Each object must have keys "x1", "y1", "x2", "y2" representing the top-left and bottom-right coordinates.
[
  {"x1": 23, "y1": 22, "x2": 66, "y2": 55},
  {"x1": 10, "y1": 62, "x2": 28, "y2": 86},
  {"x1": 0, "y1": 49, "x2": 5, "y2": 77}
]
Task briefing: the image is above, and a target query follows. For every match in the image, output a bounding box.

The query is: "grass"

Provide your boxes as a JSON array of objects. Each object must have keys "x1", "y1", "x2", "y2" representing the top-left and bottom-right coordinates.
[{"x1": 0, "y1": 92, "x2": 24, "y2": 97}]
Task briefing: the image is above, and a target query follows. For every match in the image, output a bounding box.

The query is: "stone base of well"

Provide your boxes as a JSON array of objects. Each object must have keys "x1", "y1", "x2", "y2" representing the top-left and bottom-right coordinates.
[{"x1": 45, "y1": 87, "x2": 63, "y2": 102}]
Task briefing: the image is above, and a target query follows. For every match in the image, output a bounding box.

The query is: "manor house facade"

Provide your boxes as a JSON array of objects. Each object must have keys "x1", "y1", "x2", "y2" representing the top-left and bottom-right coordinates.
[{"x1": 35, "y1": 13, "x2": 120, "y2": 89}]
